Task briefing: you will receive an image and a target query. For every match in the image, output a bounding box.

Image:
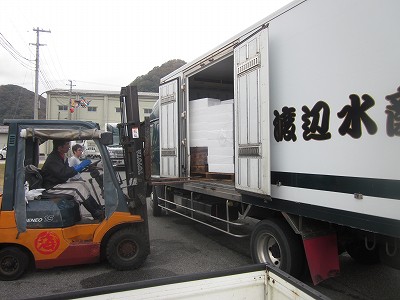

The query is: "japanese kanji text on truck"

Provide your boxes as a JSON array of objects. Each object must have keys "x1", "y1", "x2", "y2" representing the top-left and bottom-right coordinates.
[{"x1": 150, "y1": 0, "x2": 400, "y2": 284}]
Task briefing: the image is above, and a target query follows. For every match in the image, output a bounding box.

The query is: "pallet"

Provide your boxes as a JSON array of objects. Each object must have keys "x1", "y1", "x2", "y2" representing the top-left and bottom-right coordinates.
[{"x1": 191, "y1": 172, "x2": 234, "y2": 181}]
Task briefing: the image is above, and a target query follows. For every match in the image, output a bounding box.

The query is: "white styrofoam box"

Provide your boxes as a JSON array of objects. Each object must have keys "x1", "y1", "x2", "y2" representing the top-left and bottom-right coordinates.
[
  {"x1": 190, "y1": 138, "x2": 208, "y2": 147},
  {"x1": 207, "y1": 143, "x2": 234, "y2": 155},
  {"x1": 190, "y1": 129, "x2": 233, "y2": 141},
  {"x1": 189, "y1": 98, "x2": 221, "y2": 109},
  {"x1": 222, "y1": 99, "x2": 234, "y2": 105},
  {"x1": 191, "y1": 137, "x2": 234, "y2": 149},
  {"x1": 190, "y1": 110, "x2": 233, "y2": 125},
  {"x1": 190, "y1": 121, "x2": 232, "y2": 132},
  {"x1": 208, "y1": 155, "x2": 234, "y2": 165},
  {"x1": 208, "y1": 163, "x2": 234, "y2": 173},
  {"x1": 189, "y1": 98, "x2": 232, "y2": 116},
  {"x1": 189, "y1": 98, "x2": 235, "y2": 174}
]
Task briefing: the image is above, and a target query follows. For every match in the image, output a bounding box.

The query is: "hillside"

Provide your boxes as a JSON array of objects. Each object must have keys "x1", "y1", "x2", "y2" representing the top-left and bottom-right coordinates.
[
  {"x1": 130, "y1": 59, "x2": 186, "y2": 92},
  {"x1": 0, "y1": 85, "x2": 46, "y2": 124}
]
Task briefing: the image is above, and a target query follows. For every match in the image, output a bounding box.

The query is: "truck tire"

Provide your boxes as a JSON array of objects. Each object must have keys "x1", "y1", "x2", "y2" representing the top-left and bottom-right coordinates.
[
  {"x1": 250, "y1": 219, "x2": 305, "y2": 278},
  {"x1": 106, "y1": 228, "x2": 147, "y2": 270},
  {"x1": 0, "y1": 247, "x2": 29, "y2": 281},
  {"x1": 151, "y1": 186, "x2": 162, "y2": 217},
  {"x1": 345, "y1": 240, "x2": 380, "y2": 264}
]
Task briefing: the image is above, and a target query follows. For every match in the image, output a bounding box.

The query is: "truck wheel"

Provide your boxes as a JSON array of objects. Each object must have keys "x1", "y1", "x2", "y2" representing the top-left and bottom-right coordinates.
[
  {"x1": 0, "y1": 247, "x2": 29, "y2": 281},
  {"x1": 346, "y1": 240, "x2": 380, "y2": 264},
  {"x1": 106, "y1": 228, "x2": 147, "y2": 270},
  {"x1": 151, "y1": 186, "x2": 162, "y2": 217},
  {"x1": 250, "y1": 219, "x2": 305, "y2": 278}
]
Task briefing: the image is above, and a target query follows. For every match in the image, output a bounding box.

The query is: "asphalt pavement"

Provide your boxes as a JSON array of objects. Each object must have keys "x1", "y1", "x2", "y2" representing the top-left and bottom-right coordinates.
[{"x1": 0, "y1": 166, "x2": 399, "y2": 299}]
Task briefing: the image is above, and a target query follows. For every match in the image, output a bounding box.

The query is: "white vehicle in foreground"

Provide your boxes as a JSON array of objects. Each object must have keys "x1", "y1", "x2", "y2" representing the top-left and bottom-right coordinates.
[{"x1": 37, "y1": 264, "x2": 329, "y2": 300}]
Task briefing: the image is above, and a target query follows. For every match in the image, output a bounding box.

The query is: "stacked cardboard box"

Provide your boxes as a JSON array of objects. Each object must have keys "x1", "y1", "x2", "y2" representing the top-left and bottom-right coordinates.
[{"x1": 189, "y1": 98, "x2": 234, "y2": 173}]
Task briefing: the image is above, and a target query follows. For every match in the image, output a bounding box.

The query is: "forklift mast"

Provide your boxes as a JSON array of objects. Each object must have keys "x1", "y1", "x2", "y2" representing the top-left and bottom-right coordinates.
[{"x1": 119, "y1": 86, "x2": 151, "y2": 212}]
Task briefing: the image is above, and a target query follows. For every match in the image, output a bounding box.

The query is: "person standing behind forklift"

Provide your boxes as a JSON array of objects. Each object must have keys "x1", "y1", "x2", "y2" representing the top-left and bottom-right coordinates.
[
  {"x1": 69, "y1": 144, "x2": 84, "y2": 181},
  {"x1": 41, "y1": 140, "x2": 104, "y2": 221}
]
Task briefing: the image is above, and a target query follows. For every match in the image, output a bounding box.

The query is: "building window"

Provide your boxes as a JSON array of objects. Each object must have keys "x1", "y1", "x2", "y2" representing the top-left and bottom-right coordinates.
[
  {"x1": 58, "y1": 105, "x2": 68, "y2": 111},
  {"x1": 144, "y1": 108, "x2": 152, "y2": 114},
  {"x1": 88, "y1": 107, "x2": 97, "y2": 112},
  {"x1": 115, "y1": 107, "x2": 121, "y2": 113}
]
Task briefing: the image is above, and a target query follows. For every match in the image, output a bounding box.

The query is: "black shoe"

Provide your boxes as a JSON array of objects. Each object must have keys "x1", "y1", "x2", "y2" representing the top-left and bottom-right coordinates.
[
  {"x1": 82, "y1": 196, "x2": 104, "y2": 221},
  {"x1": 93, "y1": 210, "x2": 105, "y2": 221}
]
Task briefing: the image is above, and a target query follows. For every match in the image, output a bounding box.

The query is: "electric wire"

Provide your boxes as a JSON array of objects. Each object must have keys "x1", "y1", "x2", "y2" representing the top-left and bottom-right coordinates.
[
  {"x1": 0, "y1": 32, "x2": 35, "y2": 71},
  {"x1": 46, "y1": 35, "x2": 67, "y2": 83}
]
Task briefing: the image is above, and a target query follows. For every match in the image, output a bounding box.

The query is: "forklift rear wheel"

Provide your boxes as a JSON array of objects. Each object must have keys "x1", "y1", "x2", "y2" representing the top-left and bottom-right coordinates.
[
  {"x1": 151, "y1": 187, "x2": 162, "y2": 217},
  {"x1": 106, "y1": 228, "x2": 147, "y2": 270},
  {"x1": 0, "y1": 247, "x2": 29, "y2": 281},
  {"x1": 250, "y1": 219, "x2": 305, "y2": 278}
]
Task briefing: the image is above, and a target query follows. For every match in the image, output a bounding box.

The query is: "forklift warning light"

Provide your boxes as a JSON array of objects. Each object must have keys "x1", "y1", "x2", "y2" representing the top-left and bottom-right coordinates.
[{"x1": 132, "y1": 127, "x2": 139, "y2": 138}]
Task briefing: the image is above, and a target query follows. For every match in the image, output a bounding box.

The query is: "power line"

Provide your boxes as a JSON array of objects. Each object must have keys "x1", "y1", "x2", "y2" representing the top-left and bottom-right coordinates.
[
  {"x1": 39, "y1": 69, "x2": 53, "y2": 90},
  {"x1": 47, "y1": 35, "x2": 67, "y2": 82},
  {"x1": 0, "y1": 32, "x2": 35, "y2": 70},
  {"x1": 75, "y1": 80, "x2": 121, "y2": 88}
]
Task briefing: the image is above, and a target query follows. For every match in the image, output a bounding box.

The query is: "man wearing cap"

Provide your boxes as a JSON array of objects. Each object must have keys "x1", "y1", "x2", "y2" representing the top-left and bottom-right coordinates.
[{"x1": 41, "y1": 139, "x2": 104, "y2": 221}]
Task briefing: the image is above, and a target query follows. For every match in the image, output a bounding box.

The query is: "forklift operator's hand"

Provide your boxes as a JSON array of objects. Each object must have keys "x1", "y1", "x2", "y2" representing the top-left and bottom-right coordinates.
[{"x1": 74, "y1": 159, "x2": 91, "y2": 173}]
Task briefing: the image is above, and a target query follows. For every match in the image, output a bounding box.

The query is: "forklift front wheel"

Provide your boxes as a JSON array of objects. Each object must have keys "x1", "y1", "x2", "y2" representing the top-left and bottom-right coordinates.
[
  {"x1": 106, "y1": 228, "x2": 147, "y2": 270},
  {"x1": 0, "y1": 246, "x2": 29, "y2": 281}
]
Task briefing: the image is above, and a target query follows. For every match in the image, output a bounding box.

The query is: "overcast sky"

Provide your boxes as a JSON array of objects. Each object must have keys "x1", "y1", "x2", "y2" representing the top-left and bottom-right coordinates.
[{"x1": 0, "y1": 0, "x2": 292, "y2": 94}]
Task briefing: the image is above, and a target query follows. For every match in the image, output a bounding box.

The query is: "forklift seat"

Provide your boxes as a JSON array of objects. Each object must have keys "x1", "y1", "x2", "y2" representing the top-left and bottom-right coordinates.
[
  {"x1": 25, "y1": 165, "x2": 43, "y2": 190},
  {"x1": 24, "y1": 165, "x2": 82, "y2": 228},
  {"x1": 24, "y1": 164, "x2": 78, "y2": 201}
]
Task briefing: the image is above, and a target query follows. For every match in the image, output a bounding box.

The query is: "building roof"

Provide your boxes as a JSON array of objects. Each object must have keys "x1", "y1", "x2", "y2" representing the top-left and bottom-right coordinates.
[{"x1": 47, "y1": 89, "x2": 158, "y2": 97}]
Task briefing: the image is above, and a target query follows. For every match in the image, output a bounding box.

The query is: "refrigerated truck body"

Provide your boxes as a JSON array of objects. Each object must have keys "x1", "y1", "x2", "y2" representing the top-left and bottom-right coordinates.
[{"x1": 151, "y1": 0, "x2": 400, "y2": 284}]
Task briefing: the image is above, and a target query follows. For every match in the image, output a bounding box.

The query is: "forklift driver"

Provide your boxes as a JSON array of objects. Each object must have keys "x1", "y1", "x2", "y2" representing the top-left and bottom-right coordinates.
[{"x1": 41, "y1": 139, "x2": 104, "y2": 221}]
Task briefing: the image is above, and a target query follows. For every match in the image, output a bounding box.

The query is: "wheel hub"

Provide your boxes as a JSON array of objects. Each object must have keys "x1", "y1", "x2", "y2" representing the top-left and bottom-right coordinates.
[
  {"x1": 1, "y1": 256, "x2": 18, "y2": 274},
  {"x1": 257, "y1": 233, "x2": 281, "y2": 267},
  {"x1": 118, "y1": 240, "x2": 138, "y2": 260}
]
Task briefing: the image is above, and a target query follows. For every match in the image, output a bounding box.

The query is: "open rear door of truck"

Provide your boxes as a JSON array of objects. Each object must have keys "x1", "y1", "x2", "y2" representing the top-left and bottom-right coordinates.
[
  {"x1": 234, "y1": 25, "x2": 271, "y2": 197},
  {"x1": 159, "y1": 79, "x2": 180, "y2": 178}
]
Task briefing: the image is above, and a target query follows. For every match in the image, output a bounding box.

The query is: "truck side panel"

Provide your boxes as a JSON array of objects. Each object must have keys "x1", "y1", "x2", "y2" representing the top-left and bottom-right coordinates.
[{"x1": 268, "y1": 0, "x2": 400, "y2": 226}]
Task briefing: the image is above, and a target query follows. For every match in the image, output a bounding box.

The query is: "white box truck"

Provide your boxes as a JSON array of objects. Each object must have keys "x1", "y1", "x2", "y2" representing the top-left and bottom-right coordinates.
[
  {"x1": 150, "y1": 0, "x2": 400, "y2": 284},
  {"x1": 105, "y1": 122, "x2": 124, "y2": 167}
]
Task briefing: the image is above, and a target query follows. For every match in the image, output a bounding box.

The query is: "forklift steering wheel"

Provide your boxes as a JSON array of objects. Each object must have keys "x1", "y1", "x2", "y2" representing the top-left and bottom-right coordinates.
[{"x1": 81, "y1": 159, "x2": 101, "y2": 172}]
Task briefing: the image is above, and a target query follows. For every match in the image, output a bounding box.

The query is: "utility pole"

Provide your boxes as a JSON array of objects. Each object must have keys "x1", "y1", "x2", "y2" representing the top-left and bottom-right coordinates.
[
  {"x1": 67, "y1": 79, "x2": 76, "y2": 93},
  {"x1": 30, "y1": 27, "x2": 51, "y2": 120},
  {"x1": 67, "y1": 80, "x2": 76, "y2": 120}
]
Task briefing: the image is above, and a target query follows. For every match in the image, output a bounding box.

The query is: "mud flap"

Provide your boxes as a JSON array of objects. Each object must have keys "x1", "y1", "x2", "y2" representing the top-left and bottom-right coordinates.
[{"x1": 303, "y1": 233, "x2": 340, "y2": 285}]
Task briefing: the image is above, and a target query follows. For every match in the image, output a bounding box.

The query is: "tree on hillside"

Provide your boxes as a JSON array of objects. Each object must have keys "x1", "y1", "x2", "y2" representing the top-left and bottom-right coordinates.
[
  {"x1": 0, "y1": 85, "x2": 46, "y2": 124},
  {"x1": 130, "y1": 59, "x2": 186, "y2": 92}
]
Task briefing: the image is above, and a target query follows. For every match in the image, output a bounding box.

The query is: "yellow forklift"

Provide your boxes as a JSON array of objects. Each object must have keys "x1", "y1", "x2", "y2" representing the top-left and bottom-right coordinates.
[{"x1": 0, "y1": 86, "x2": 150, "y2": 280}]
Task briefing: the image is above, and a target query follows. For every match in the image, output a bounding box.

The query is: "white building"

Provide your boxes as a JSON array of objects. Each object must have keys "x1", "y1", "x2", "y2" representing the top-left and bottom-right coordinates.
[
  {"x1": 43, "y1": 89, "x2": 158, "y2": 155},
  {"x1": 46, "y1": 89, "x2": 158, "y2": 125}
]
